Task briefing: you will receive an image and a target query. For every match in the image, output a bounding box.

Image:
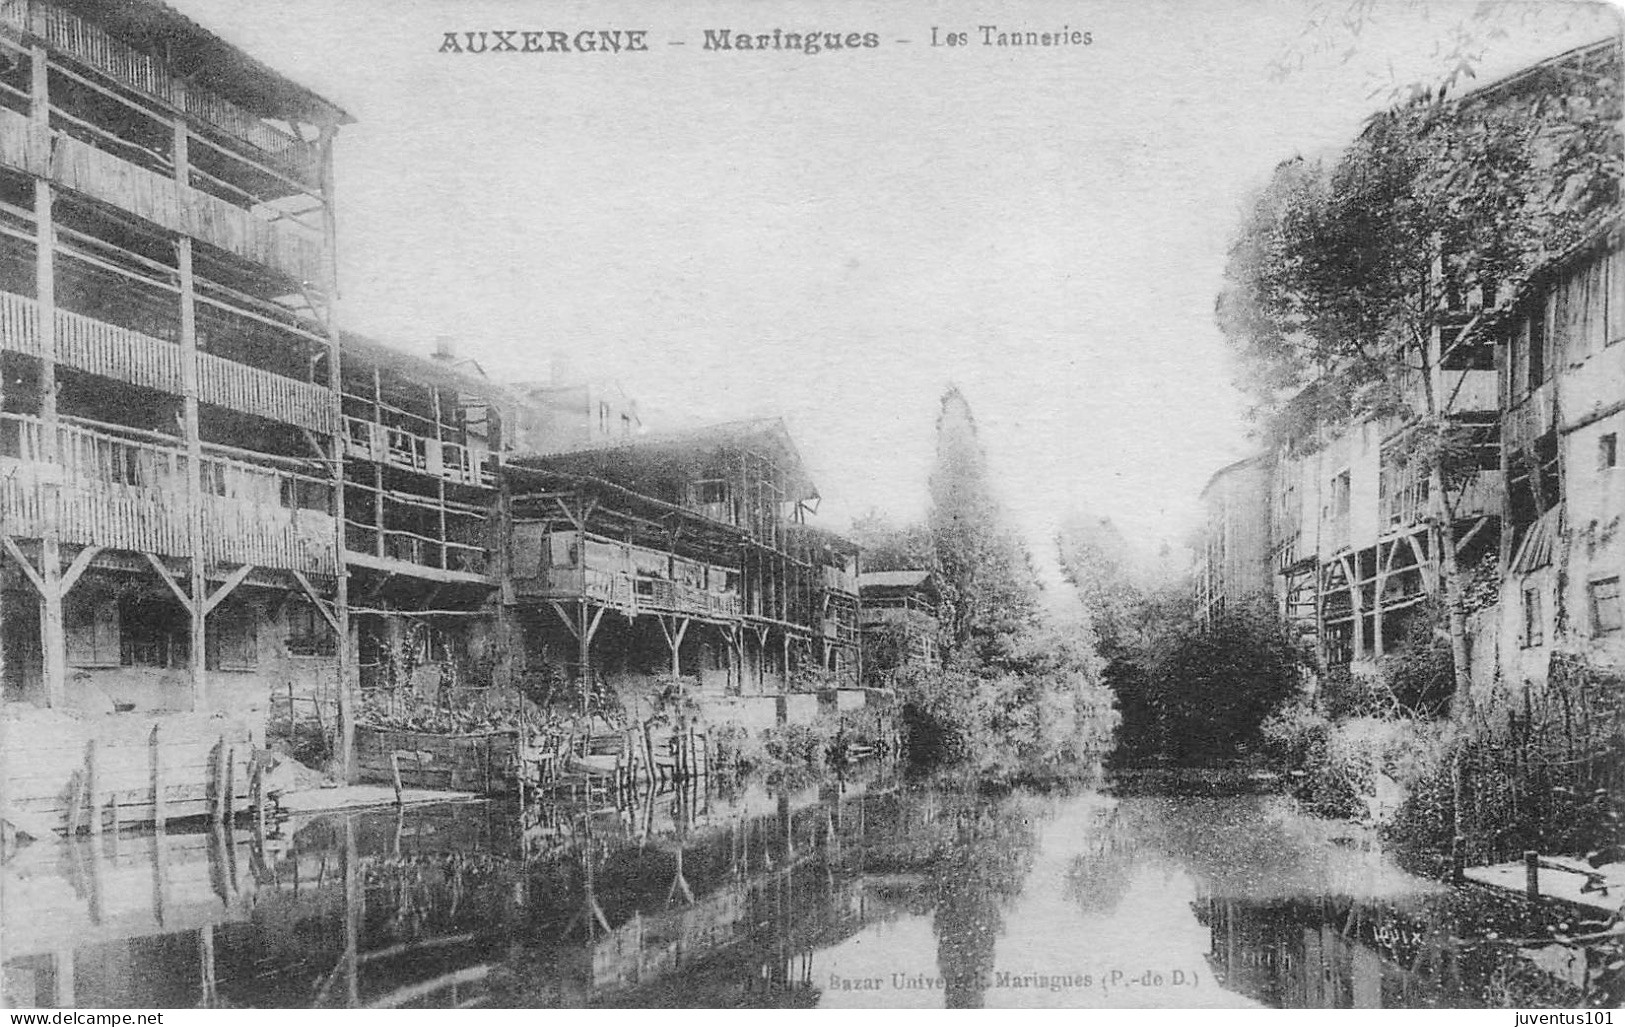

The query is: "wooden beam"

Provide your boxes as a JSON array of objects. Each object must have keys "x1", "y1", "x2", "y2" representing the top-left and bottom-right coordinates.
[
  {"x1": 548, "y1": 600, "x2": 580, "y2": 640},
  {"x1": 291, "y1": 570, "x2": 340, "y2": 632},
  {"x1": 58, "y1": 545, "x2": 104, "y2": 596},
  {"x1": 141, "y1": 552, "x2": 195, "y2": 610},
  {"x1": 203, "y1": 563, "x2": 255, "y2": 616},
  {"x1": 300, "y1": 428, "x2": 328, "y2": 462},
  {"x1": 0, "y1": 536, "x2": 47, "y2": 596},
  {"x1": 552, "y1": 497, "x2": 583, "y2": 531},
  {"x1": 584, "y1": 605, "x2": 607, "y2": 647},
  {"x1": 1456, "y1": 516, "x2": 1490, "y2": 553}
]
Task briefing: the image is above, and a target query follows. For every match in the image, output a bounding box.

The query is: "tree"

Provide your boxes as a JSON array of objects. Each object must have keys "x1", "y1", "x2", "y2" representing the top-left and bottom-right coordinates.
[
  {"x1": 1268, "y1": 1, "x2": 1612, "y2": 107},
  {"x1": 848, "y1": 509, "x2": 934, "y2": 573},
  {"x1": 1216, "y1": 47, "x2": 1621, "y2": 713},
  {"x1": 927, "y1": 387, "x2": 1041, "y2": 669}
]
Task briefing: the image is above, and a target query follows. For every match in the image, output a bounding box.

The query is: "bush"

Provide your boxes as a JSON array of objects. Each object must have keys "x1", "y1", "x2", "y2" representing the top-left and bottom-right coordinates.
[
  {"x1": 1260, "y1": 700, "x2": 1367, "y2": 817},
  {"x1": 1383, "y1": 659, "x2": 1625, "y2": 863},
  {"x1": 710, "y1": 723, "x2": 766, "y2": 773},
  {"x1": 1110, "y1": 608, "x2": 1305, "y2": 765},
  {"x1": 762, "y1": 721, "x2": 835, "y2": 767}
]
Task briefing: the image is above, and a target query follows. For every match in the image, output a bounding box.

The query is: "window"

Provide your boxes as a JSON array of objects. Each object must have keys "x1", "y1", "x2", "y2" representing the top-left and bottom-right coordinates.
[
  {"x1": 121, "y1": 596, "x2": 190, "y2": 668},
  {"x1": 207, "y1": 601, "x2": 258, "y2": 671},
  {"x1": 1601, "y1": 433, "x2": 1618, "y2": 471},
  {"x1": 1521, "y1": 587, "x2": 1545, "y2": 648},
  {"x1": 285, "y1": 599, "x2": 336, "y2": 657},
  {"x1": 1591, "y1": 577, "x2": 1622, "y2": 635},
  {"x1": 65, "y1": 592, "x2": 119, "y2": 668},
  {"x1": 1528, "y1": 300, "x2": 1548, "y2": 388},
  {"x1": 1326, "y1": 471, "x2": 1351, "y2": 519}
]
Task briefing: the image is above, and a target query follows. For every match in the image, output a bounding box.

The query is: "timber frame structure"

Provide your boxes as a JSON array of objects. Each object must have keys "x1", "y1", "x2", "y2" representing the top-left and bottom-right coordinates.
[
  {"x1": 505, "y1": 419, "x2": 861, "y2": 709},
  {"x1": 0, "y1": 0, "x2": 873, "y2": 838},
  {"x1": 0, "y1": 0, "x2": 354, "y2": 828},
  {"x1": 1194, "y1": 39, "x2": 1621, "y2": 689}
]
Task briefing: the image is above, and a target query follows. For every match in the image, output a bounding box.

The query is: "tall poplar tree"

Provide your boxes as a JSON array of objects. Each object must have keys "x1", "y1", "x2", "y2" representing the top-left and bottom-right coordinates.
[{"x1": 927, "y1": 387, "x2": 1040, "y2": 669}]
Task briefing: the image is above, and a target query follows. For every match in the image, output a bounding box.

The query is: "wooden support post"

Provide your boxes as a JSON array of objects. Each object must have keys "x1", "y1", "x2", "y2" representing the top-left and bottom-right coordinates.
[
  {"x1": 52, "y1": 949, "x2": 73, "y2": 1008},
  {"x1": 224, "y1": 746, "x2": 236, "y2": 824},
  {"x1": 198, "y1": 924, "x2": 217, "y2": 1008},
  {"x1": 176, "y1": 237, "x2": 208, "y2": 710},
  {"x1": 152, "y1": 721, "x2": 166, "y2": 832},
  {"x1": 150, "y1": 815, "x2": 168, "y2": 928},
  {"x1": 1524, "y1": 850, "x2": 1540, "y2": 900},
  {"x1": 1345, "y1": 554, "x2": 1365, "y2": 661},
  {"x1": 212, "y1": 735, "x2": 227, "y2": 825},
  {"x1": 578, "y1": 600, "x2": 591, "y2": 719},
  {"x1": 1450, "y1": 835, "x2": 1465, "y2": 884},
  {"x1": 317, "y1": 125, "x2": 353, "y2": 783},
  {"x1": 85, "y1": 738, "x2": 101, "y2": 836},
  {"x1": 390, "y1": 751, "x2": 404, "y2": 806},
  {"x1": 253, "y1": 757, "x2": 266, "y2": 836}
]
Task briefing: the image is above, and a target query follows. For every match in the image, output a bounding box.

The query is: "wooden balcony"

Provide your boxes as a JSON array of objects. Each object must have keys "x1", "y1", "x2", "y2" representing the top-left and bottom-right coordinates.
[
  {"x1": 1505, "y1": 389, "x2": 1556, "y2": 452},
  {"x1": 1273, "y1": 531, "x2": 1306, "y2": 573},
  {"x1": 343, "y1": 521, "x2": 491, "y2": 583},
  {"x1": 344, "y1": 417, "x2": 496, "y2": 488},
  {"x1": 0, "y1": 105, "x2": 48, "y2": 177},
  {"x1": 1379, "y1": 464, "x2": 1503, "y2": 531},
  {"x1": 2, "y1": 0, "x2": 318, "y2": 184},
  {"x1": 198, "y1": 349, "x2": 334, "y2": 433},
  {"x1": 0, "y1": 107, "x2": 324, "y2": 283},
  {"x1": 821, "y1": 616, "x2": 859, "y2": 644},
  {"x1": 0, "y1": 290, "x2": 336, "y2": 434},
  {"x1": 0, "y1": 414, "x2": 337, "y2": 575},
  {"x1": 522, "y1": 566, "x2": 636, "y2": 607},
  {"x1": 859, "y1": 605, "x2": 938, "y2": 635},
  {"x1": 55, "y1": 306, "x2": 186, "y2": 394},
  {"x1": 515, "y1": 565, "x2": 742, "y2": 620},
  {"x1": 634, "y1": 577, "x2": 741, "y2": 619},
  {"x1": 820, "y1": 564, "x2": 859, "y2": 595}
]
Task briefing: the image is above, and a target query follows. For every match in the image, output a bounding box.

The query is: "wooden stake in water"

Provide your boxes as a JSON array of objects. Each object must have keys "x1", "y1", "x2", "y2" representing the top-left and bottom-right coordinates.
[
  {"x1": 86, "y1": 738, "x2": 101, "y2": 836},
  {"x1": 1524, "y1": 850, "x2": 1540, "y2": 900}
]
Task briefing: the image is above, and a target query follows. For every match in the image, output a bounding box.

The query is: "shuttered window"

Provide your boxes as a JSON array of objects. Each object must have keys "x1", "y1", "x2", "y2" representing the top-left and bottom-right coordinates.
[{"x1": 65, "y1": 592, "x2": 119, "y2": 668}]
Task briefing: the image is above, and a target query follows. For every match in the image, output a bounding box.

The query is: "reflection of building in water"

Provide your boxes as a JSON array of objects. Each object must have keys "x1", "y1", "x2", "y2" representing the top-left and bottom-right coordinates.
[
  {"x1": 1, "y1": 802, "x2": 526, "y2": 1008},
  {"x1": 1195, "y1": 889, "x2": 1587, "y2": 1009},
  {"x1": 3, "y1": 765, "x2": 940, "y2": 1009}
]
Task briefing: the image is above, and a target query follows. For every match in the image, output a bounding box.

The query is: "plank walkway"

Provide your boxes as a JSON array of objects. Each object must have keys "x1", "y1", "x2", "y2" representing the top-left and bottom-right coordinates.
[
  {"x1": 276, "y1": 784, "x2": 478, "y2": 814},
  {"x1": 1463, "y1": 856, "x2": 1624, "y2": 914}
]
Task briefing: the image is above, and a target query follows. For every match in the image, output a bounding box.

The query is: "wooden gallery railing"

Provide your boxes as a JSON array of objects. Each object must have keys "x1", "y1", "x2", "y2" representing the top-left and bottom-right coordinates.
[
  {"x1": 1, "y1": 0, "x2": 317, "y2": 180},
  {"x1": 0, "y1": 413, "x2": 337, "y2": 574},
  {"x1": 344, "y1": 416, "x2": 496, "y2": 488},
  {"x1": 0, "y1": 105, "x2": 323, "y2": 284},
  {"x1": 0, "y1": 290, "x2": 336, "y2": 434}
]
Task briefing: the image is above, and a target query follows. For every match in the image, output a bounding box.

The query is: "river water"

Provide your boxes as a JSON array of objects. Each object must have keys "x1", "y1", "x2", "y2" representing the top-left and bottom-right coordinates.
[{"x1": 1, "y1": 764, "x2": 1607, "y2": 1008}]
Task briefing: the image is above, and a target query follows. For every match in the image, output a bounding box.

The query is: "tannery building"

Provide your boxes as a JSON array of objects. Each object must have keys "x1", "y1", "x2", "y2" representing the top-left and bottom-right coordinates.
[
  {"x1": 0, "y1": 0, "x2": 875, "y2": 836},
  {"x1": 1192, "y1": 39, "x2": 1623, "y2": 696}
]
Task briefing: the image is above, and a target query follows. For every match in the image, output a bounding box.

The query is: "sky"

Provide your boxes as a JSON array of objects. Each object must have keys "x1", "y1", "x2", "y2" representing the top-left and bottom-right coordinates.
[{"x1": 179, "y1": 0, "x2": 1618, "y2": 576}]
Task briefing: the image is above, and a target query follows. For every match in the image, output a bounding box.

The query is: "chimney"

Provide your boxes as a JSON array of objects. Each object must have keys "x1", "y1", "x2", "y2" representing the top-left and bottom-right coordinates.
[{"x1": 433, "y1": 335, "x2": 457, "y2": 362}]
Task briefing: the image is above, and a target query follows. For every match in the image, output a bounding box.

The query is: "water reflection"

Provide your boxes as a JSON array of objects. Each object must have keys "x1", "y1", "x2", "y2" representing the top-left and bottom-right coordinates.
[{"x1": 1, "y1": 768, "x2": 1604, "y2": 1008}]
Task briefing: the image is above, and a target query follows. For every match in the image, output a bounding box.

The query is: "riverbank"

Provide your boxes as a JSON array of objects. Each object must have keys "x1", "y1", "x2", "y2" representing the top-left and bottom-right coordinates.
[{"x1": 6, "y1": 766, "x2": 1616, "y2": 1008}]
